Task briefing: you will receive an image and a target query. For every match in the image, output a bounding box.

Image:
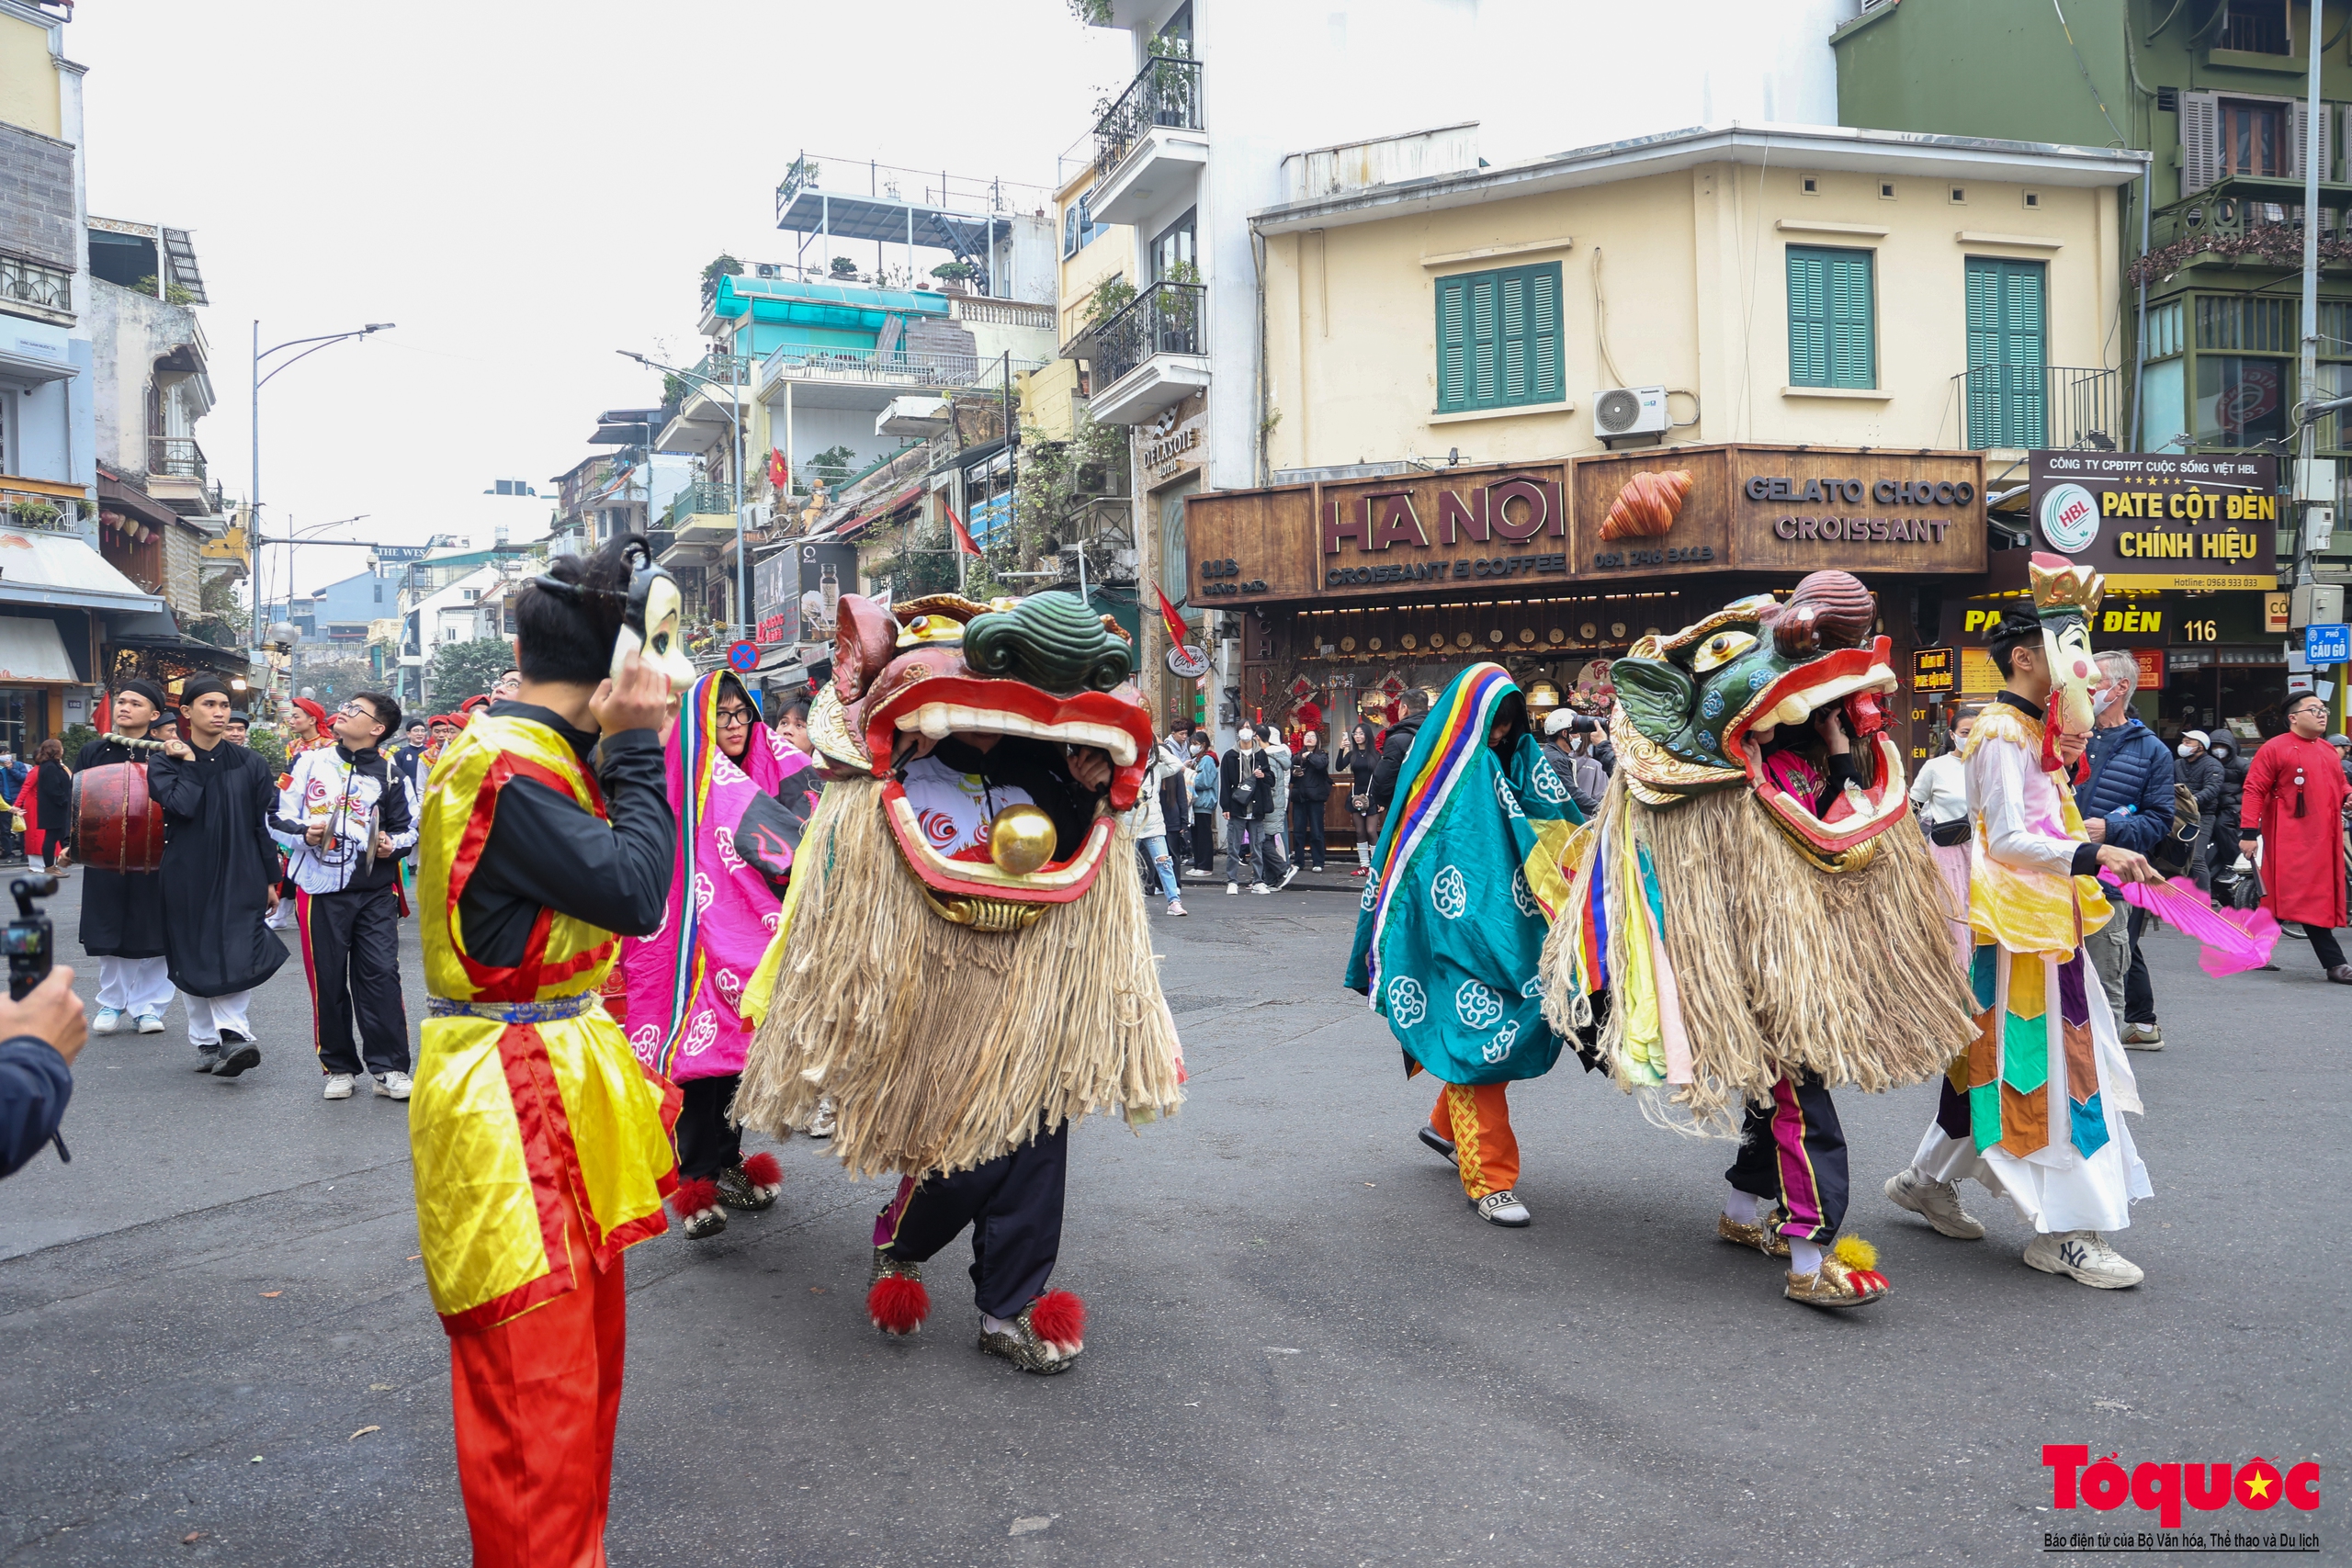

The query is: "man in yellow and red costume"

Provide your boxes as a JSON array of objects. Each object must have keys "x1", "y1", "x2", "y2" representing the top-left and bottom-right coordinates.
[{"x1": 409, "y1": 536, "x2": 687, "y2": 1564}]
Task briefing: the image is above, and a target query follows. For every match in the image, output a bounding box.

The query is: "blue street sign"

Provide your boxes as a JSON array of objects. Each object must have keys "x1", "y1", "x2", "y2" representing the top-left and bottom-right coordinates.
[
  {"x1": 2306, "y1": 622, "x2": 2350, "y2": 665},
  {"x1": 726, "y1": 640, "x2": 760, "y2": 673}
]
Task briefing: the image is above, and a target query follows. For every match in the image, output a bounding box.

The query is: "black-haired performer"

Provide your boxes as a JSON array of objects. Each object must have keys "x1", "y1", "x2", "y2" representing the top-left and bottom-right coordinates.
[
  {"x1": 57, "y1": 679, "x2": 174, "y2": 1034},
  {"x1": 271, "y1": 691, "x2": 417, "y2": 1101},
  {"x1": 408, "y1": 537, "x2": 683, "y2": 1567}
]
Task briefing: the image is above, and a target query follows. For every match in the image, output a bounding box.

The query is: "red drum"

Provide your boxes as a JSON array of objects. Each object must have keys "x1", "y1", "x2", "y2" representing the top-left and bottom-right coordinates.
[{"x1": 73, "y1": 761, "x2": 165, "y2": 874}]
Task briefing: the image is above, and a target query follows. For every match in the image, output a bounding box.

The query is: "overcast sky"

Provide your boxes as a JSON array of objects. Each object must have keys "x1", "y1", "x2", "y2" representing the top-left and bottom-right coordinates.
[{"x1": 70, "y1": 1, "x2": 1128, "y2": 602}]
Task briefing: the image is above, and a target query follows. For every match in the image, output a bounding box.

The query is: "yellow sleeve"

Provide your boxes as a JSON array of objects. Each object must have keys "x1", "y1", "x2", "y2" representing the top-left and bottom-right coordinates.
[{"x1": 741, "y1": 869, "x2": 804, "y2": 1027}]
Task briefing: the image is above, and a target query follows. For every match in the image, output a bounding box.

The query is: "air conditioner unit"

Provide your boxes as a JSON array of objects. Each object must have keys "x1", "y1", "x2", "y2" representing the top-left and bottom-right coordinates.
[{"x1": 1593, "y1": 386, "x2": 1668, "y2": 440}]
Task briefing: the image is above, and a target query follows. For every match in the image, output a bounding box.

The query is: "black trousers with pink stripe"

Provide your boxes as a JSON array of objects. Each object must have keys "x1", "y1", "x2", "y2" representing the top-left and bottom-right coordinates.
[
  {"x1": 875, "y1": 1119, "x2": 1069, "y2": 1319},
  {"x1": 1724, "y1": 1070, "x2": 1849, "y2": 1245}
]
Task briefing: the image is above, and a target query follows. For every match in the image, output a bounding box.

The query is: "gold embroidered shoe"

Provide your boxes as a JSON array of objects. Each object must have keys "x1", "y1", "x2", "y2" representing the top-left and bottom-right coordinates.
[
  {"x1": 1784, "y1": 1235, "x2": 1891, "y2": 1310},
  {"x1": 1717, "y1": 1207, "x2": 1792, "y2": 1259}
]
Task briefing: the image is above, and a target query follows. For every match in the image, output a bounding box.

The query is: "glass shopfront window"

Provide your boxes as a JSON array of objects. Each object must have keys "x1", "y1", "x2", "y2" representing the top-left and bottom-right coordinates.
[
  {"x1": 0, "y1": 687, "x2": 50, "y2": 761},
  {"x1": 2193, "y1": 355, "x2": 2288, "y2": 448}
]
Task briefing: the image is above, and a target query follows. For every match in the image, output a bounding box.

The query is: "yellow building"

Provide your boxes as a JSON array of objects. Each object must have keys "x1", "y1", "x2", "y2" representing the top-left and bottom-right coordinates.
[{"x1": 1250, "y1": 123, "x2": 2144, "y2": 477}]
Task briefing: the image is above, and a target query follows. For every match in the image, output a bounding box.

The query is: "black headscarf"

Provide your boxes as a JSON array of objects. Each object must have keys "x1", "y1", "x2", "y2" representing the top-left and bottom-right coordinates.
[{"x1": 116, "y1": 678, "x2": 167, "y2": 715}]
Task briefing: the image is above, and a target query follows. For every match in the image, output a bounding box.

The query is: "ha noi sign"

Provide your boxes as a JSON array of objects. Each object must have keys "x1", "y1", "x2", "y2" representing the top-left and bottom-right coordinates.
[{"x1": 1180, "y1": 445, "x2": 1987, "y2": 605}]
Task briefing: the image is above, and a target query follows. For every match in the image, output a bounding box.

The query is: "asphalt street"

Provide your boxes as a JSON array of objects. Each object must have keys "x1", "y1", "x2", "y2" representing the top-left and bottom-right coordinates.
[{"x1": 1, "y1": 866, "x2": 2344, "y2": 1566}]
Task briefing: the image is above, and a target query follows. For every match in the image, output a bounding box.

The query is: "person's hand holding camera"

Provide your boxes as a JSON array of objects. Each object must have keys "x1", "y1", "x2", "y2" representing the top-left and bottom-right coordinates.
[{"x1": 0, "y1": 966, "x2": 86, "y2": 1067}]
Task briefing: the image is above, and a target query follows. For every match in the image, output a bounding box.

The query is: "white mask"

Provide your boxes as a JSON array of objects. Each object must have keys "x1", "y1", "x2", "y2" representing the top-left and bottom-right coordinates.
[{"x1": 2176, "y1": 742, "x2": 2199, "y2": 759}]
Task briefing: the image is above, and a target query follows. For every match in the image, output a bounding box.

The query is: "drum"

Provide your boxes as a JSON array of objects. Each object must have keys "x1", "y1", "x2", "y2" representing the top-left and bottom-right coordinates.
[{"x1": 72, "y1": 761, "x2": 165, "y2": 874}]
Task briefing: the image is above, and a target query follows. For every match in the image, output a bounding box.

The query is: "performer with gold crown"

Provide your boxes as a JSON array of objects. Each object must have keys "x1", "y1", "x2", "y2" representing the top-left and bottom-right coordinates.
[
  {"x1": 407, "y1": 536, "x2": 686, "y2": 1564},
  {"x1": 1883, "y1": 553, "x2": 2165, "y2": 1290}
]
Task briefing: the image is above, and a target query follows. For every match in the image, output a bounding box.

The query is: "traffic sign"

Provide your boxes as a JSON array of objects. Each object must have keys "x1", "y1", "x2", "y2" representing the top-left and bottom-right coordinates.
[
  {"x1": 726, "y1": 640, "x2": 760, "y2": 673},
  {"x1": 1911, "y1": 646, "x2": 1955, "y2": 694},
  {"x1": 2306, "y1": 622, "x2": 2351, "y2": 664}
]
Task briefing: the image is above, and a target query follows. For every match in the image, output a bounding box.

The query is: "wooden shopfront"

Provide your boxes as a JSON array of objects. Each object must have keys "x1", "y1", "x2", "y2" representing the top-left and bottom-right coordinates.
[{"x1": 1183, "y1": 443, "x2": 1991, "y2": 846}]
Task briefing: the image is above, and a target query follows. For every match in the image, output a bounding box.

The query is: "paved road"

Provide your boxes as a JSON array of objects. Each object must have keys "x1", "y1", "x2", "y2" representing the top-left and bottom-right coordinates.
[{"x1": 2, "y1": 869, "x2": 2344, "y2": 1565}]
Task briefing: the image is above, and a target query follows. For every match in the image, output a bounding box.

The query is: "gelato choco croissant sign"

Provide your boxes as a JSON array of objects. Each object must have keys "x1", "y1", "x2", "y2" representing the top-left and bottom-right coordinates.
[{"x1": 1180, "y1": 444, "x2": 1987, "y2": 604}]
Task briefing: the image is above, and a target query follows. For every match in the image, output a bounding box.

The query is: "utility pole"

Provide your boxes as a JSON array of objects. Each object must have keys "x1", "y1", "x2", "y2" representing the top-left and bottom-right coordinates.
[{"x1": 2297, "y1": 5, "x2": 2331, "y2": 602}]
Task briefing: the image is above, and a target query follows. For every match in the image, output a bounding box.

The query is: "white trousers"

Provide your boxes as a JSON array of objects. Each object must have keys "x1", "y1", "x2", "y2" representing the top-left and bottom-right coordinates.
[
  {"x1": 181, "y1": 989, "x2": 253, "y2": 1046},
  {"x1": 96, "y1": 955, "x2": 175, "y2": 1017}
]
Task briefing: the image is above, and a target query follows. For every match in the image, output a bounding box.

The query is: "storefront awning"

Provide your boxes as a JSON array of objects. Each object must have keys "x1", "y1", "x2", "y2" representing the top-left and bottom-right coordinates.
[
  {"x1": 0, "y1": 615, "x2": 79, "y2": 682},
  {"x1": 0, "y1": 528, "x2": 164, "y2": 614}
]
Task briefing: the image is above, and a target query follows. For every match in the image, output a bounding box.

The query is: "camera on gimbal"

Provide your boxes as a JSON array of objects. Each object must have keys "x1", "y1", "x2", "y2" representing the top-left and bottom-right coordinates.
[{"x1": 6, "y1": 874, "x2": 57, "y2": 1001}]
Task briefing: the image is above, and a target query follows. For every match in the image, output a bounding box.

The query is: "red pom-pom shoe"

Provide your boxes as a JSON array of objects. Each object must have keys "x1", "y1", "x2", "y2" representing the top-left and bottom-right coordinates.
[
  {"x1": 669, "y1": 1177, "x2": 727, "y2": 1241},
  {"x1": 1027, "y1": 1290, "x2": 1086, "y2": 1355},
  {"x1": 978, "y1": 1290, "x2": 1088, "y2": 1375},
  {"x1": 717, "y1": 1152, "x2": 783, "y2": 1211},
  {"x1": 867, "y1": 1252, "x2": 930, "y2": 1336}
]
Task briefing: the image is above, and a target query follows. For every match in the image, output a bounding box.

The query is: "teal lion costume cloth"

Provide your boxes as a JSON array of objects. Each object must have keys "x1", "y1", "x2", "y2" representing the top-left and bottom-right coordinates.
[{"x1": 1346, "y1": 662, "x2": 1588, "y2": 1225}]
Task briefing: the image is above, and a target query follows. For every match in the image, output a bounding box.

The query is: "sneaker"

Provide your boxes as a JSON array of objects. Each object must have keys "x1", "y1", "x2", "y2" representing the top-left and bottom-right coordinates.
[
  {"x1": 2121, "y1": 1022, "x2": 2164, "y2": 1051},
  {"x1": 1277, "y1": 866, "x2": 1299, "y2": 890},
  {"x1": 209, "y1": 1032, "x2": 261, "y2": 1079},
  {"x1": 134, "y1": 1012, "x2": 164, "y2": 1035},
  {"x1": 1473, "y1": 1190, "x2": 1532, "y2": 1227},
  {"x1": 1227, "y1": 882, "x2": 1239, "y2": 897},
  {"x1": 806, "y1": 1096, "x2": 837, "y2": 1139},
  {"x1": 1883, "y1": 1168, "x2": 1987, "y2": 1239},
  {"x1": 322, "y1": 1073, "x2": 356, "y2": 1100},
  {"x1": 1166, "y1": 900, "x2": 1188, "y2": 917},
  {"x1": 192, "y1": 1044, "x2": 220, "y2": 1074},
  {"x1": 1250, "y1": 882, "x2": 1272, "y2": 896},
  {"x1": 374, "y1": 1071, "x2": 413, "y2": 1100},
  {"x1": 92, "y1": 1008, "x2": 122, "y2": 1035},
  {"x1": 2023, "y1": 1229, "x2": 2144, "y2": 1289}
]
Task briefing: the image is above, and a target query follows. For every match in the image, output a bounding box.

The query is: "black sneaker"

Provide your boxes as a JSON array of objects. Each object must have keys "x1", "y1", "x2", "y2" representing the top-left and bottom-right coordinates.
[
  {"x1": 192, "y1": 1044, "x2": 221, "y2": 1074},
  {"x1": 210, "y1": 1031, "x2": 261, "y2": 1079}
]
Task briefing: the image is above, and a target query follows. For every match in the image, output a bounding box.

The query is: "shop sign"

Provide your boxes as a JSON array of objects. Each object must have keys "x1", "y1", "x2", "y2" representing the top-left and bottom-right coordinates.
[
  {"x1": 1141, "y1": 396, "x2": 1206, "y2": 483},
  {"x1": 2025, "y1": 452, "x2": 2279, "y2": 590},
  {"x1": 1573, "y1": 446, "x2": 1985, "y2": 580},
  {"x1": 2266, "y1": 592, "x2": 2293, "y2": 633},
  {"x1": 1166, "y1": 643, "x2": 1211, "y2": 678},
  {"x1": 1912, "y1": 647, "x2": 1955, "y2": 694},
  {"x1": 1945, "y1": 590, "x2": 2175, "y2": 649}
]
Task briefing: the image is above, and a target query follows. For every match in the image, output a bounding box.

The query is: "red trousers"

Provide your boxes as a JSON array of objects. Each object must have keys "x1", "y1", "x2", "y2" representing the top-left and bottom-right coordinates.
[
  {"x1": 447, "y1": 1193, "x2": 626, "y2": 1567},
  {"x1": 1430, "y1": 1081, "x2": 1521, "y2": 1200}
]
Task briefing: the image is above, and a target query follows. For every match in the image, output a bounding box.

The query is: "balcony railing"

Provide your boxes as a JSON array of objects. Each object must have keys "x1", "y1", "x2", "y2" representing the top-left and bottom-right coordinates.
[
  {"x1": 687, "y1": 351, "x2": 755, "y2": 389},
  {"x1": 759, "y1": 342, "x2": 1045, "y2": 391},
  {"x1": 1092, "y1": 55, "x2": 1204, "y2": 181},
  {"x1": 663, "y1": 480, "x2": 735, "y2": 530},
  {"x1": 1091, "y1": 280, "x2": 1205, "y2": 389},
  {"x1": 2140, "y1": 177, "x2": 2352, "y2": 282},
  {"x1": 1950, "y1": 366, "x2": 2119, "y2": 451},
  {"x1": 0, "y1": 254, "x2": 71, "y2": 314},
  {"x1": 150, "y1": 436, "x2": 205, "y2": 481}
]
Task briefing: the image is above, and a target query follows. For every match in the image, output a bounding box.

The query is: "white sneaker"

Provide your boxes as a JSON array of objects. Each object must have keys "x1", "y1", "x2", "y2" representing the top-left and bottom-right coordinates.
[
  {"x1": 134, "y1": 1012, "x2": 164, "y2": 1035},
  {"x1": 374, "y1": 1071, "x2": 413, "y2": 1100},
  {"x1": 806, "y1": 1096, "x2": 837, "y2": 1139},
  {"x1": 2023, "y1": 1229, "x2": 2144, "y2": 1289},
  {"x1": 1883, "y1": 1168, "x2": 1986, "y2": 1239},
  {"x1": 1167, "y1": 900, "x2": 1187, "y2": 917},
  {"x1": 92, "y1": 1008, "x2": 122, "y2": 1035},
  {"x1": 1250, "y1": 882, "x2": 1272, "y2": 896},
  {"x1": 1226, "y1": 883, "x2": 1239, "y2": 897},
  {"x1": 322, "y1": 1073, "x2": 356, "y2": 1100},
  {"x1": 1277, "y1": 866, "x2": 1299, "y2": 890}
]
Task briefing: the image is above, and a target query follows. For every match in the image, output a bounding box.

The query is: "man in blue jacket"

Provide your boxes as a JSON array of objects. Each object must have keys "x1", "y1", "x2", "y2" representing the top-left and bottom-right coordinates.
[
  {"x1": 2079, "y1": 650, "x2": 2176, "y2": 1050},
  {"x1": 1, "y1": 966, "x2": 91, "y2": 1179}
]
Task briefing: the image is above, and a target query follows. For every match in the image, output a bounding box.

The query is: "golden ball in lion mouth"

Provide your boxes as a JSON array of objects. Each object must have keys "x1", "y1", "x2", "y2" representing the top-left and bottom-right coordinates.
[{"x1": 988, "y1": 804, "x2": 1057, "y2": 876}]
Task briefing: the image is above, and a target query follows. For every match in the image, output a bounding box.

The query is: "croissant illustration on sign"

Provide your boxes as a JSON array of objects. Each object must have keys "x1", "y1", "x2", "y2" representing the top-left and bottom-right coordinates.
[{"x1": 1598, "y1": 468, "x2": 1694, "y2": 541}]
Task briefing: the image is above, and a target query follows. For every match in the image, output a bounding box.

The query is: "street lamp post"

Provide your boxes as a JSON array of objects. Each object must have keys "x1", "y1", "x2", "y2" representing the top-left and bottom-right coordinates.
[
  {"x1": 620, "y1": 349, "x2": 748, "y2": 642},
  {"x1": 251, "y1": 322, "x2": 394, "y2": 660}
]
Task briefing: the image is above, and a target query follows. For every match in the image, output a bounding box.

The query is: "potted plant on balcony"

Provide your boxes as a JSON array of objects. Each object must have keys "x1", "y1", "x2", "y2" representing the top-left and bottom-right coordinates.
[
  {"x1": 930, "y1": 260, "x2": 979, "y2": 295},
  {"x1": 830, "y1": 256, "x2": 861, "y2": 280},
  {"x1": 3, "y1": 498, "x2": 62, "y2": 532}
]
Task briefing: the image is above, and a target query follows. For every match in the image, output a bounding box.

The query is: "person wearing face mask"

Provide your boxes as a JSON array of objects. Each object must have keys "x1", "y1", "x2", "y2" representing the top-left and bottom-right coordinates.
[
  {"x1": 1539, "y1": 709, "x2": 1607, "y2": 816},
  {"x1": 2172, "y1": 730, "x2": 2224, "y2": 892},
  {"x1": 2075, "y1": 651, "x2": 2175, "y2": 1050},
  {"x1": 1186, "y1": 731, "x2": 1220, "y2": 879}
]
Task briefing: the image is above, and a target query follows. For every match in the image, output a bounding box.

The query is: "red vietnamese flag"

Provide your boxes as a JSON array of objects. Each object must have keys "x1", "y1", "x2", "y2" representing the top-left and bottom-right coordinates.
[
  {"x1": 1153, "y1": 581, "x2": 1190, "y2": 646},
  {"x1": 766, "y1": 448, "x2": 789, "y2": 491},
  {"x1": 945, "y1": 500, "x2": 983, "y2": 557}
]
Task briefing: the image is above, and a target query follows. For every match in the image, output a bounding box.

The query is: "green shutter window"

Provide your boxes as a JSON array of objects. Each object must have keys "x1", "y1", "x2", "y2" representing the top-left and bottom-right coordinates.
[
  {"x1": 1434, "y1": 261, "x2": 1563, "y2": 413},
  {"x1": 1787, "y1": 245, "x2": 1875, "y2": 389},
  {"x1": 1963, "y1": 255, "x2": 2048, "y2": 448}
]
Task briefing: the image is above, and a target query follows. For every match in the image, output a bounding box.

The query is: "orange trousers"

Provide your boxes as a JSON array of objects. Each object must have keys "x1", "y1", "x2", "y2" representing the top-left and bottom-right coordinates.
[
  {"x1": 1430, "y1": 1081, "x2": 1520, "y2": 1200},
  {"x1": 447, "y1": 1193, "x2": 626, "y2": 1568}
]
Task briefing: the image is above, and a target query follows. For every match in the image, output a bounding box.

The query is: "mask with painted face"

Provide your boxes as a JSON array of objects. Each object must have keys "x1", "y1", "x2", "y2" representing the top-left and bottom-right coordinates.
[
  {"x1": 2028, "y1": 552, "x2": 2104, "y2": 750},
  {"x1": 612, "y1": 537, "x2": 695, "y2": 692}
]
